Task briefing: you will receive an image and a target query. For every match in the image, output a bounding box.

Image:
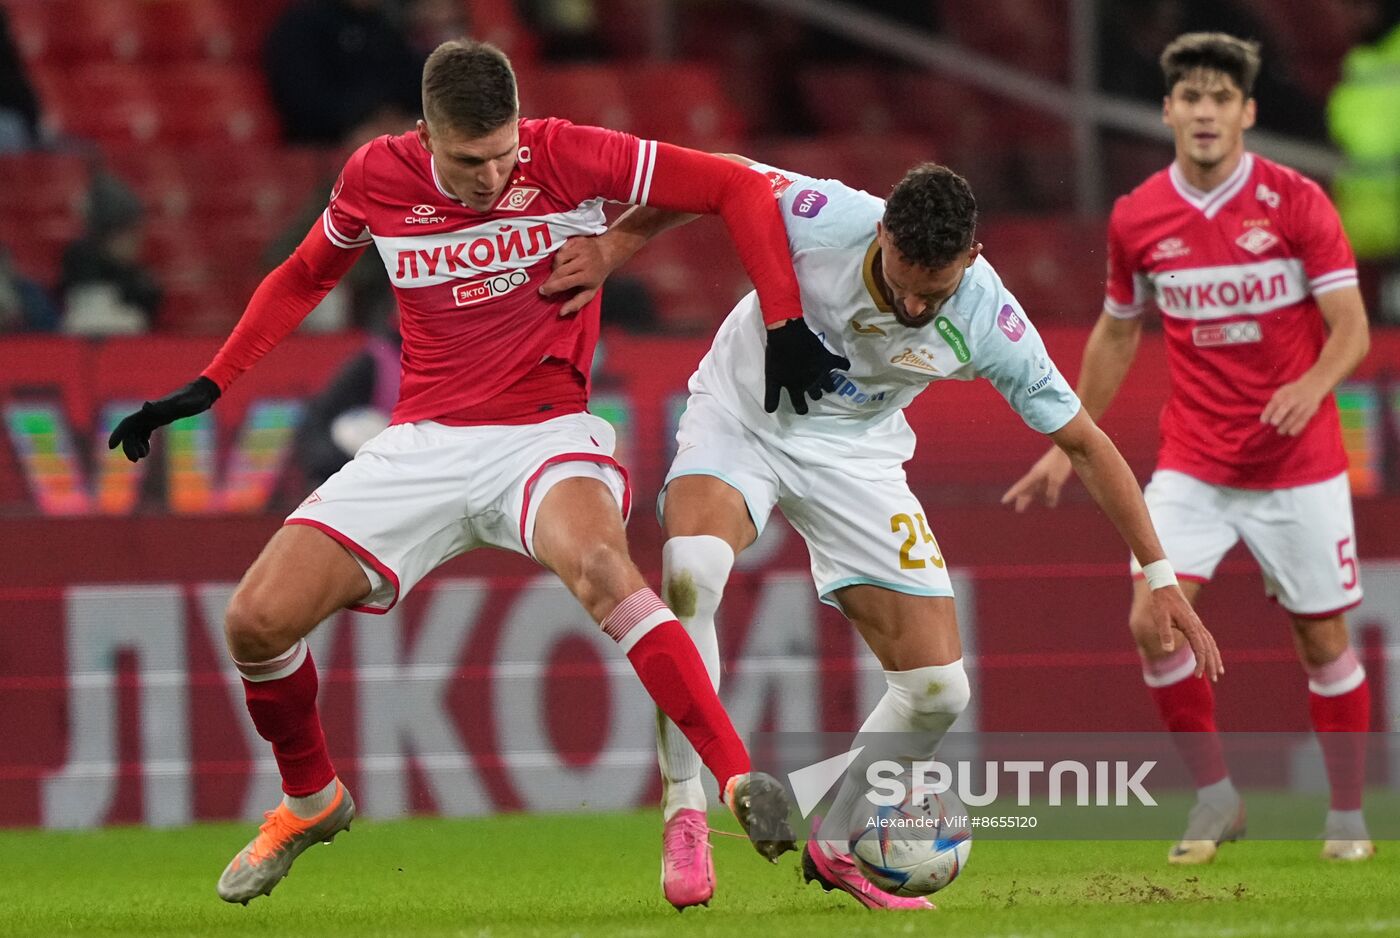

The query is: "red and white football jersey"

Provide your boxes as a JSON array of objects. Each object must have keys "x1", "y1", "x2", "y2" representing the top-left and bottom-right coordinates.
[
  {"x1": 325, "y1": 119, "x2": 660, "y2": 426},
  {"x1": 1105, "y1": 152, "x2": 1357, "y2": 489}
]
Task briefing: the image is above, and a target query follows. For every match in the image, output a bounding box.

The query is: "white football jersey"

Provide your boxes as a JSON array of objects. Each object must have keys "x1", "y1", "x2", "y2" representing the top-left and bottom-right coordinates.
[{"x1": 691, "y1": 163, "x2": 1082, "y2": 466}]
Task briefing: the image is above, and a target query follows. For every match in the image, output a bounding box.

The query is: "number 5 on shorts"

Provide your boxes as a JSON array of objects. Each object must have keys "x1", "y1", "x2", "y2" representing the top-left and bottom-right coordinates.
[
  {"x1": 891, "y1": 512, "x2": 945, "y2": 570},
  {"x1": 1337, "y1": 536, "x2": 1358, "y2": 590}
]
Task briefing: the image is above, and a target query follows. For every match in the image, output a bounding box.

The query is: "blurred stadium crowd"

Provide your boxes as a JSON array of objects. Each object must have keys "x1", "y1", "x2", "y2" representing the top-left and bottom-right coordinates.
[{"x1": 2, "y1": 0, "x2": 1400, "y2": 339}]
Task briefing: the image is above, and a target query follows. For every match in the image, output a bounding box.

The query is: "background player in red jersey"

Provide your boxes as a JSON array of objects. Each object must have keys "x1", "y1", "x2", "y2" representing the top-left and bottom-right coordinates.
[
  {"x1": 1005, "y1": 33, "x2": 1374, "y2": 864},
  {"x1": 106, "y1": 39, "x2": 847, "y2": 904}
]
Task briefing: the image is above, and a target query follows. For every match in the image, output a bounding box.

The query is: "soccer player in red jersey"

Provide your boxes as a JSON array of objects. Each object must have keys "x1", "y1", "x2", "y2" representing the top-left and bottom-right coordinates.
[
  {"x1": 1005, "y1": 33, "x2": 1373, "y2": 864},
  {"x1": 107, "y1": 40, "x2": 844, "y2": 903}
]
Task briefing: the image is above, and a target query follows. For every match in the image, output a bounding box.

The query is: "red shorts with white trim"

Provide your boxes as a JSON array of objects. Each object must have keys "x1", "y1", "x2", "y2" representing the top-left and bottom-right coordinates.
[
  {"x1": 286, "y1": 412, "x2": 629, "y2": 613},
  {"x1": 1130, "y1": 469, "x2": 1362, "y2": 617}
]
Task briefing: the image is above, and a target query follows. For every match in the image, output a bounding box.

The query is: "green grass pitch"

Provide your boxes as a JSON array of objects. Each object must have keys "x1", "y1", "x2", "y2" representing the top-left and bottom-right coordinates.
[{"x1": 0, "y1": 811, "x2": 1394, "y2": 938}]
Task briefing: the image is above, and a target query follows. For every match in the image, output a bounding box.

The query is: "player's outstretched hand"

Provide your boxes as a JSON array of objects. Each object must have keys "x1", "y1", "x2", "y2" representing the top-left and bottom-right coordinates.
[
  {"x1": 107, "y1": 377, "x2": 221, "y2": 462},
  {"x1": 539, "y1": 236, "x2": 611, "y2": 317},
  {"x1": 1001, "y1": 445, "x2": 1074, "y2": 512},
  {"x1": 1150, "y1": 585, "x2": 1224, "y2": 682},
  {"x1": 1260, "y1": 376, "x2": 1326, "y2": 437},
  {"x1": 763, "y1": 317, "x2": 850, "y2": 415}
]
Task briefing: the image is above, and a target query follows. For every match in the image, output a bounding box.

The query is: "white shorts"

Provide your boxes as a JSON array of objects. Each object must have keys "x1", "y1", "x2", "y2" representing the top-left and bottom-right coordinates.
[
  {"x1": 287, "y1": 412, "x2": 630, "y2": 613},
  {"x1": 661, "y1": 392, "x2": 954, "y2": 608},
  {"x1": 1132, "y1": 469, "x2": 1362, "y2": 617}
]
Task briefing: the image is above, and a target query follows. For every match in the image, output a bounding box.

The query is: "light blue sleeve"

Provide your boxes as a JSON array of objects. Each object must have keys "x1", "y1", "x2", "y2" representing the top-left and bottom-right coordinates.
[
  {"x1": 747, "y1": 161, "x2": 885, "y2": 254},
  {"x1": 961, "y1": 261, "x2": 1082, "y2": 435}
]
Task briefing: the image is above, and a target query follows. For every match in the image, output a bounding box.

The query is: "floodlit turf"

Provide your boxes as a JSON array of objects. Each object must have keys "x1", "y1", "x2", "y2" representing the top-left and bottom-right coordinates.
[{"x1": 0, "y1": 811, "x2": 1394, "y2": 938}]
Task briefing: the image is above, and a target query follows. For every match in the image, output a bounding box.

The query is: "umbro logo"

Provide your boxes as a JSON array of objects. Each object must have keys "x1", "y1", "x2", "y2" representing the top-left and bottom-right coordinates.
[
  {"x1": 1151, "y1": 237, "x2": 1190, "y2": 261},
  {"x1": 1236, "y1": 227, "x2": 1279, "y2": 255},
  {"x1": 851, "y1": 320, "x2": 886, "y2": 336},
  {"x1": 890, "y1": 348, "x2": 938, "y2": 373}
]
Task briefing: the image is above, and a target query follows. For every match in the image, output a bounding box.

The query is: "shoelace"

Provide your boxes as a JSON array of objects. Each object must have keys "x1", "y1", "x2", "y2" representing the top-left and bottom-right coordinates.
[
  {"x1": 664, "y1": 818, "x2": 708, "y2": 870},
  {"x1": 248, "y1": 809, "x2": 300, "y2": 865}
]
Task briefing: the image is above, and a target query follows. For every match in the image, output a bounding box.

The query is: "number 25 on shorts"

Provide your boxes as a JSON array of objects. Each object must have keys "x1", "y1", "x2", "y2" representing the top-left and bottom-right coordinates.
[{"x1": 891, "y1": 512, "x2": 945, "y2": 570}]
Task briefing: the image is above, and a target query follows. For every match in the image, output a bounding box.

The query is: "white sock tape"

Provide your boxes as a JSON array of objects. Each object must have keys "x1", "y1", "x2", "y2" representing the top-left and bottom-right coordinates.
[{"x1": 1141, "y1": 558, "x2": 1178, "y2": 590}]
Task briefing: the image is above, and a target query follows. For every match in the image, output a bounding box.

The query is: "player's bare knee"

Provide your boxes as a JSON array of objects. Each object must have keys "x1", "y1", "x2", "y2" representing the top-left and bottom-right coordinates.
[
  {"x1": 1291, "y1": 614, "x2": 1350, "y2": 667},
  {"x1": 224, "y1": 590, "x2": 298, "y2": 663},
  {"x1": 574, "y1": 541, "x2": 638, "y2": 617}
]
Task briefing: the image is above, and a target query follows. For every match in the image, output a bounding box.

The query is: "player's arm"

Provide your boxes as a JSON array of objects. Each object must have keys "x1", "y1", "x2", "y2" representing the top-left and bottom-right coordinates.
[
  {"x1": 545, "y1": 146, "x2": 847, "y2": 414},
  {"x1": 1259, "y1": 285, "x2": 1370, "y2": 436},
  {"x1": 541, "y1": 152, "x2": 753, "y2": 315},
  {"x1": 1001, "y1": 310, "x2": 1143, "y2": 510},
  {"x1": 1048, "y1": 408, "x2": 1224, "y2": 680},
  {"x1": 108, "y1": 222, "x2": 363, "y2": 462}
]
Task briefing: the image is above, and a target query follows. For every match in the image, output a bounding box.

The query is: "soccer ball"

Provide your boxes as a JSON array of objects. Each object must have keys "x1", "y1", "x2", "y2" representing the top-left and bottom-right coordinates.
[{"x1": 848, "y1": 789, "x2": 972, "y2": 897}]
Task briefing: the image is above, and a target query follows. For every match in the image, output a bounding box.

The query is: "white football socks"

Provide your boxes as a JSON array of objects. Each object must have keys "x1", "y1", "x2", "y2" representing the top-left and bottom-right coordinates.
[
  {"x1": 284, "y1": 777, "x2": 339, "y2": 820},
  {"x1": 820, "y1": 660, "x2": 971, "y2": 858},
  {"x1": 655, "y1": 535, "x2": 734, "y2": 820},
  {"x1": 1196, "y1": 776, "x2": 1239, "y2": 810},
  {"x1": 1325, "y1": 808, "x2": 1369, "y2": 840}
]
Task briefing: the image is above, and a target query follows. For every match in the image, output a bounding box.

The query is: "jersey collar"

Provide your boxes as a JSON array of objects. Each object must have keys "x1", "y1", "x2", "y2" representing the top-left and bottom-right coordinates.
[
  {"x1": 429, "y1": 155, "x2": 465, "y2": 205},
  {"x1": 1169, "y1": 152, "x2": 1254, "y2": 219},
  {"x1": 862, "y1": 239, "x2": 893, "y2": 312}
]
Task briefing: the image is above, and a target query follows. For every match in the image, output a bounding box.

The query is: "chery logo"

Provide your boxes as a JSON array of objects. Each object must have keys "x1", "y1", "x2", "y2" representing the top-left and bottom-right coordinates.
[{"x1": 412, "y1": 205, "x2": 436, "y2": 216}]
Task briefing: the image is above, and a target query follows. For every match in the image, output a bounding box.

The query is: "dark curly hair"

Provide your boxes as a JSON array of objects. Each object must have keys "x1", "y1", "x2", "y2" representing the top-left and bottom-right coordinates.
[
  {"x1": 1160, "y1": 33, "x2": 1261, "y2": 98},
  {"x1": 882, "y1": 163, "x2": 977, "y2": 270}
]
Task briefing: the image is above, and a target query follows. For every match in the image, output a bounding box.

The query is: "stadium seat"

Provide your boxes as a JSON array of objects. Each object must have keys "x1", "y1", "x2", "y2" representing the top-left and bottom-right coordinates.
[
  {"x1": 107, "y1": 148, "x2": 329, "y2": 227},
  {"x1": 5, "y1": 0, "x2": 144, "y2": 64},
  {"x1": 136, "y1": 0, "x2": 242, "y2": 63},
  {"x1": 463, "y1": 0, "x2": 541, "y2": 74},
  {"x1": 622, "y1": 215, "x2": 750, "y2": 331},
  {"x1": 0, "y1": 152, "x2": 90, "y2": 284},
  {"x1": 0, "y1": 214, "x2": 81, "y2": 286},
  {"x1": 590, "y1": 0, "x2": 657, "y2": 60},
  {"x1": 37, "y1": 64, "x2": 160, "y2": 145},
  {"x1": 977, "y1": 214, "x2": 1108, "y2": 325},
  {"x1": 895, "y1": 72, "x2": 1074, "y2": 211},
  {"x1": 753, "y1": 135, "x2": 938, "y2": 198},
  {"x1": 619, "y1": 63, "x2": 747, "y2": 149},
  {"x1": 148, "y1": 65, "x2": 280, "y2": 145},
  {"x1": 797, "y1": 66, "x2": 901, "y2": 136},
  {"x1": 142, "y1": 227, "x2": 257, "y2": 334},
  {"x1": 0, "y1": 152, "x2": 90, "y2": 220},
  {"x1": 519, "y1": 66, "x2": 632, "y2": 130},
  {"x1": 937, "y1": 0, "x2": 1069, "y2": 83}
]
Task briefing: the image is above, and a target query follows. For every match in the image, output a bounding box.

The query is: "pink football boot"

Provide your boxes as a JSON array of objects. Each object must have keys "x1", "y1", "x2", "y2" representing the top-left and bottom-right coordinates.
[
  {"x1": 803, "y1": 837, "x2": 935, "y2": 910},
  {"x1": 661, "y1": 809, "x2": 715, "y2": 910}
]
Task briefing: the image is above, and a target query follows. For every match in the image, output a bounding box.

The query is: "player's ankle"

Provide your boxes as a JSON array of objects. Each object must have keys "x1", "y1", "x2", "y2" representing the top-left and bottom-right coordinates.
[
  {"x1": 283, "y1": 777, "x2": 339, "y2": 819},
  {"x1": 663, "y1": 782, "x2": 708, "y2": 821},
  {"x1": 1196, "y1": 776, "x2": 1238, "y2": 807}
]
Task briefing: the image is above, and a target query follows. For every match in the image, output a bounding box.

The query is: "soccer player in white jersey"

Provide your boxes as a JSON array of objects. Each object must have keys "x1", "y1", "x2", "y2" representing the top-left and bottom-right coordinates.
[
  {"x1": 544, "y1": 160, "x2": 1224, "y2": 909},
  {"x1": 103, "y1": 40, "x2": 853, "y2": 903},
  {"x1": 1004, "y1": 33, "x2": 1374, "y2": 864}
]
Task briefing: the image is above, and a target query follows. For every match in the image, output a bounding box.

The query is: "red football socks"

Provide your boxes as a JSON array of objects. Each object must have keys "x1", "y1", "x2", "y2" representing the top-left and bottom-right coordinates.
[
  {"x1": 236, "y1": 640, "x2": 337, "y2": 798},
  {"x1": 603, "y1": 589, "x2": 751, "y2": 789},
  {"x1": 1307, "y1": 648, "x2": 1370, "y2": 811},
  {"x1": 1143, "y1": 645, "x2": 1230, "y2": 787}
]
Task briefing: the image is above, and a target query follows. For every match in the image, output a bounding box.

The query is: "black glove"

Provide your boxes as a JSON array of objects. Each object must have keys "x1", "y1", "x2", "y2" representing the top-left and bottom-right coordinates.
[
  {"x1": 108, "y1": 376, "x2": 221, "y2": 462},
  {"x1": 763, "y1": 318, "x2": 851, "y2": 415}
]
